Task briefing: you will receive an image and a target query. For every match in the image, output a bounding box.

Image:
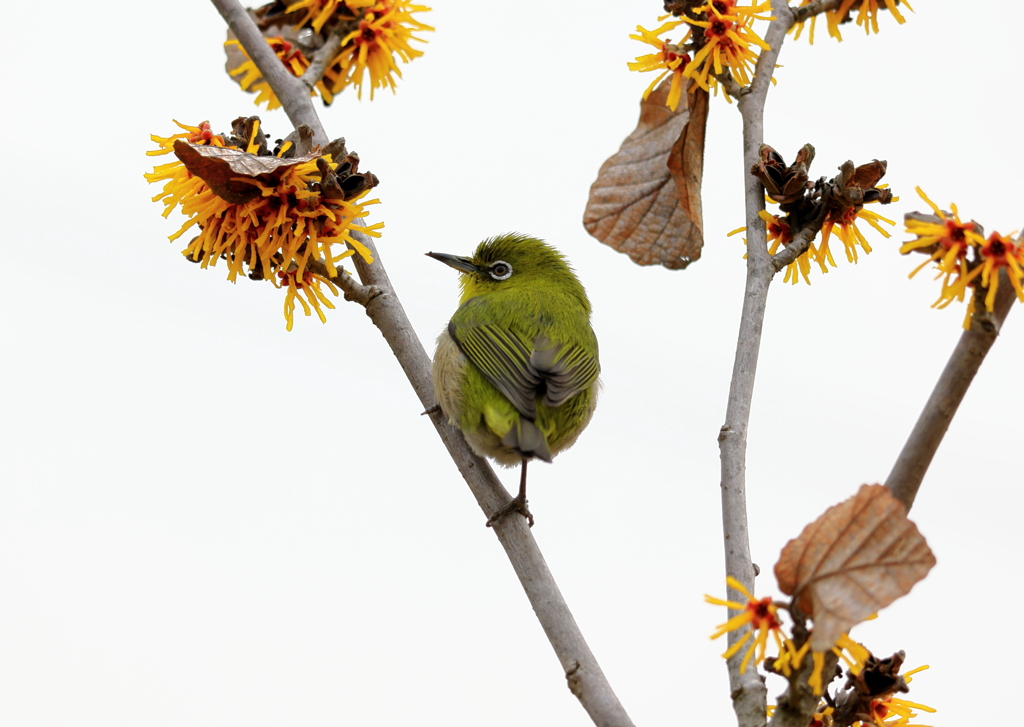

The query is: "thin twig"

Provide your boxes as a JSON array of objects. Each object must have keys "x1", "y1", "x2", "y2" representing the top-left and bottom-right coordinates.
[
  {"x1": 209, "y1": 3, "x2": 635, "y2": 725},
  {"x1": 767, "y1": 652, "x2": 840, "y2": 727},
  {"x1": 792, "y1": 0, "x2": 842, "y2": 23},
  {"x1": 719, "y1": 4, "x2": 798, "y2": 726},
  {"x1": 305, "y1": 258, "x2": 379, "y2": 306},
  {"x1": 771, "y1": 209, "x2": 829, "y2": 270},
  {"x1": 771, "y1": 227, "x2": 813, "y2": 270},
  {"x1": 715, "y1": 69, "x2": 749, "y2": 99},
  {"x1": 885, "y1": 272, "x2": 1017, "y2": 513},
  {"x1": 303, "y1": 28, "x2": 347, "y2": 90}
]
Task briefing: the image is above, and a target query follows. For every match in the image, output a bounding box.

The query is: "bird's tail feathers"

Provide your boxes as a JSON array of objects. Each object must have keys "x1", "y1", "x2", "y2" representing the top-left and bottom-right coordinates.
[{"x1": 501, "y1": 418, "x2": 553, "y2": 463}]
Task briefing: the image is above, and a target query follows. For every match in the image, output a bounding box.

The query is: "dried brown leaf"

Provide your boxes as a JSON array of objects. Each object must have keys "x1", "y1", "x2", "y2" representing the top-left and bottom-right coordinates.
[
  {"x1": 583, "y1": 79, "x2": 707, "y2": 270},
  {"x1": 667, "y1": 83, "x2": 707, "y2": 246},
  {"x1": 172, "y1": 140, "x2": 320, "y2": 204},
  {"x1": 775, "y1": 484, "x2": 936, "y2": 652}
]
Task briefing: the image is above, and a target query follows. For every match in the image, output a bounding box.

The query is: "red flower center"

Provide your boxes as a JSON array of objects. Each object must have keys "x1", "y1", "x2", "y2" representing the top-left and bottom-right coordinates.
[
  {"x1": 941, "y1": 219, "x2": 971, "y2": 250},
  {"x1": 745, "y1": 597, "x2": 780, "y2": 630},
  {"x1": 359, "y1": 21, "x2": 379, "y2": 42},
  {"x1": 707, "y1": 17, "x2": 734, "y2": 37},
  {"x1": 870, "y1": 700, "x2": 890, "y2": 720},
  {"x1": 981, "y1": 233, "x2": 1015, "y2": 264}
]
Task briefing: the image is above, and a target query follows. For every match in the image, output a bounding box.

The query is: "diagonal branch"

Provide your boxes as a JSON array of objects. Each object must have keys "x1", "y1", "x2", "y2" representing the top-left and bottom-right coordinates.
[
  {"x1": 771, "y1": 207, "x2": 829, "y2": 270},
  {"x1": 885, "y1": 272, "x2": 1017, "y2": 513},
  {"x1": 208, "y1": 2, "x2": 635, "y2": 725}
]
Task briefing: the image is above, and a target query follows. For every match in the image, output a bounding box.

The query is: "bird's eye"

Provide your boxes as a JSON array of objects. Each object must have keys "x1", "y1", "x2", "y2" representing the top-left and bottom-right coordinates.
[{"x1": 489, "y1": 261, "x2": 513, "y2": 280}]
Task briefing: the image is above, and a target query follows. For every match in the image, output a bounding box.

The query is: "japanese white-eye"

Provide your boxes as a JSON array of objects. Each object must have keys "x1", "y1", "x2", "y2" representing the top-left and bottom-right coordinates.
[{"x1": 427, "y1": 234, "x2": 600, "y2": 527}]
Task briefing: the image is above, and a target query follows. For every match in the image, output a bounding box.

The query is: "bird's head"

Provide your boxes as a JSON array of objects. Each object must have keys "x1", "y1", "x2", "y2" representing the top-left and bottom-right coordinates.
[{"x1": 427, "y1": 233, "x2": 588, "y2": 309}]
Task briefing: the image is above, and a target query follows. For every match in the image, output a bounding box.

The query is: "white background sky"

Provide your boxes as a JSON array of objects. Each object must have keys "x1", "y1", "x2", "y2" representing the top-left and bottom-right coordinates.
[{"x1": 2, "y1": 2, "x2": 1021, "y2": 725}]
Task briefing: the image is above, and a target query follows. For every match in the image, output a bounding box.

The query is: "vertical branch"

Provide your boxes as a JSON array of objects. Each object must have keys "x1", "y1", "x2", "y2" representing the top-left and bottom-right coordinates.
[
  {"x1": 885, "y1": 274, "x2": 1016, "y2": 512},
  {"x1": 718, "y1": 4, "x2": 795, "y2": 726},
  {"x1": 205, "y1": 3, "x2": 635, "y2": 725}
]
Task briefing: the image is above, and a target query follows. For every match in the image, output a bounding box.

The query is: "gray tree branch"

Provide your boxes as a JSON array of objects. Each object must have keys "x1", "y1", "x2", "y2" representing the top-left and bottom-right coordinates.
[
  {"x1": 792, "y1": 0, "x2": 842, "y2": 23},
  {"x1": 719, "y1": 3, "x2": 798, "y2": 726},
  {"x1": 304, "y1": 28, "x2": 346, "y2": 90},
  {"x1": 885, "y1": 271, "x2": 1016, "y2": 513},
  {"x1": 209, "y1": 2, "x2": 635, "y2": 725},
  {"x1": 771, "y1": 225, "x2": 815, "y2": 270}
]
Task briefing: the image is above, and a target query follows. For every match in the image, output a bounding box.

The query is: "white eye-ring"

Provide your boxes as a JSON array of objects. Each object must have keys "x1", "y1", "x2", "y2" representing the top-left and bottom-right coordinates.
[{"x1": 489, "y1": 261, "x2": 513, "y2": 280}]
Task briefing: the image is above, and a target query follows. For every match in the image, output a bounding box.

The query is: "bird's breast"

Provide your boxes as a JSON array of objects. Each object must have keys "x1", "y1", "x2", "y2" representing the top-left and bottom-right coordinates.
[{"x1": 431, "y1": 328, "x2": 468, "y2": 425}]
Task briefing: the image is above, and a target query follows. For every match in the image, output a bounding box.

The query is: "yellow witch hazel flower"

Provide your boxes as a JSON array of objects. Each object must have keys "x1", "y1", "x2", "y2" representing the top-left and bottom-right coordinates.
[
  {"x1": 728, "y1": 208, "x2": 818, "y2": 285},
  {"x1": 336, "y1": 0, "x2": 434, "y2": 99},
  {"x1": 854, "y1": 665, "x2": 935, "y2": 727},
  {"x1": 831, "y1": 0, "x2": 913, "y2": 40},
  {"x1": 684, "y1": 1, "x2": 772, "y2": 94},
  {"x1": 804, "y1": 633, "x2": 871, "y2": 695},
  {"x1": 280, "y1": 268, "x2": 341, "y2": 329},
  {"x1": 146, "y1": 120, "x2": 227, "y2": 155},
  {"x1": 902, "y1": 187, "x2": 983, "y2": 304},
  {"x1": 225, "y1": 1, "x2": 432, "y2": 107},
  {"x1": 901, "y1": 187, "x2": 1024, "y2": 328},
  {"x1": 145, "y1": 118, "x2": 383, "y2": 330},
  {"x1": 706, "y1": 576, "x2": 789, "y2": 673},
  {"x1": 628, "y1": 17, "x2": 691, "y2": 111},
  {"x1": 729, "y1": 199, "x2": 894, "y2": 286},
  {"x1": 628, "y1": 1, "x2": 771, "y2": 107},
  {"x1": 789, "y1": 1, "x2": 821, "y2": 45},
  {"x1": 226, "y1": 36, "x2": 336, "y2": 108},
  {"x1": 816, "y1": 195, "x2": 895, "y2": 272},
  {"x1": 790, "y1": 0, "x2": 913, "y2": 44},
  {"x1": 833, "y1": 633, "x2": 870, "y2": 677},
  {"x1": 287, "y1": 0, "x2": 377, "y2": 34},
  {"x1": 739, "y1": 152, "x2": 897, "y2": 284}
]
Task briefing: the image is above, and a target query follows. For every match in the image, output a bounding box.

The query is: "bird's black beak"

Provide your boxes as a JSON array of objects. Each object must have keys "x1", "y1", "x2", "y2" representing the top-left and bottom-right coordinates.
[{"x1": 425, "y1": 251, "x2": 480, "y2": 275}]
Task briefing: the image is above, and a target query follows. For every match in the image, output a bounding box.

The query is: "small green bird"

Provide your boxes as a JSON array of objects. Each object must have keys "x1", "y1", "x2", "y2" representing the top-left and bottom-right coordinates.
[{"x1": 427, "y1": 233, "x2": 600, "y2": 527}]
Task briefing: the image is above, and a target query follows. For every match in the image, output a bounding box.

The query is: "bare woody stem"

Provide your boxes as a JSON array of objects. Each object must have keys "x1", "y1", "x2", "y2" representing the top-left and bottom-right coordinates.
[
  {"x1": 210, "y1": 2, "x2": 635, "y2": 725},
  {"x1": 768, "y1": 652, "x2": 840, "y2": 727},
  {"x1": 304, "y1": 29, "x2": 347, "y2": 89},
  {"x1": 792, "y1": 0, "x2": 842, "y2": 23},
  {"x1": 771, "y1": 206, "x2": 829, "y2": 271},
  {"x1": 720, "y1": 3, "x2": 797, "y2": 726},
  {"x1": 885, "y1": 273, "x2": 1016, "y2": 513}
]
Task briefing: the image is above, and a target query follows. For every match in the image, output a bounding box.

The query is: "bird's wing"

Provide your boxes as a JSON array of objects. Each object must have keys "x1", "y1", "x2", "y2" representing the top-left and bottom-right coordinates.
[
  {"x1": 530, "y1": 334, "x2": 600, "y2": 409},
  {"x1": 449, "y1": 319, "x2": 542, "y2": 419},
  {"x1": 449, "y1": 302, "x2": 599, "y2": 420}
]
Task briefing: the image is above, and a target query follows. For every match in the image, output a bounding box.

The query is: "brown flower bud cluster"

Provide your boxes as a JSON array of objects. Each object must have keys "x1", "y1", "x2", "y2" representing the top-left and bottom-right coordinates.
[{"x1": 750, "y1": 144, "x2": 892, "y2": 234}]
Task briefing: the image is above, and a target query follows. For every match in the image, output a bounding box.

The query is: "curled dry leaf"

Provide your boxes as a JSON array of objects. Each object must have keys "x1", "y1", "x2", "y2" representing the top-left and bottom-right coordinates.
[
  {"x1": 583, "y1": 78, "x2": 707, "y2": 269},
  {"x1": 774, "y1": 484, "x2": 936, "y2": 653},
  {"x1": 172, "y1": 140, "x2": 321, "y2": 204}
]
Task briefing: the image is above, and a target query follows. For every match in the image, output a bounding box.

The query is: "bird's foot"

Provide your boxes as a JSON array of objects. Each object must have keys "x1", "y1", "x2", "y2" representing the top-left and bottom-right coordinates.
[{"x1": 485, "y1": 494, "x2": 534, "y2": 528}]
